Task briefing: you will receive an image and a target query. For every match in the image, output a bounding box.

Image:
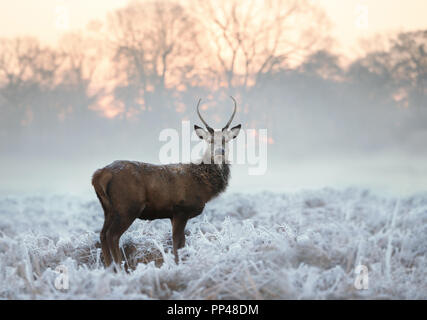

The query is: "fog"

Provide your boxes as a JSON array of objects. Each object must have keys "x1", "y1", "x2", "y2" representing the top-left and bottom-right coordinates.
[{"x1": 0, "y1": 0, "x2": 426, "y2": 197}]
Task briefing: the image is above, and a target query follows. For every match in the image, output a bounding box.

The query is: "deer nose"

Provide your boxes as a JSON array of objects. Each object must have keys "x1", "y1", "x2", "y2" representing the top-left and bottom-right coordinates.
[{"x1": 214, "y1": 148, "x2": 225, "y2": 156}]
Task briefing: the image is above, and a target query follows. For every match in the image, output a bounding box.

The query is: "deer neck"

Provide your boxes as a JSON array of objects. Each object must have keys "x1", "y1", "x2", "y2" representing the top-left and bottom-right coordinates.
[
  {"x1": 193, "y1": 150, "x2": 231, "y2": 198},
  {"x1": 198, "y1": 162, "x2": 230, "y2": 198}
]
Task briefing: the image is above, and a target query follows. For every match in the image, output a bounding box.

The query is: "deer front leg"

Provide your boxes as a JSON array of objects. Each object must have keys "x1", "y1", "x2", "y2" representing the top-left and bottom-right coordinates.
[{"x1": 171, "y1": 214, "x2": 188, "y2": 264}]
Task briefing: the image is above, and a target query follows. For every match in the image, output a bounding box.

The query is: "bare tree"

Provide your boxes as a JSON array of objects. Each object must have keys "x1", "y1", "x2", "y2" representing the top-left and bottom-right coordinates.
[
  {"x1": 59, "y1": 32, "x2": 100, "y2": 88},
  {"x1": 0, "y1": 37, "x2": 64, "y2": 131},
  {"x1": 391, "y1": 30, "x2": 427, "y2": 108},
  {"x1": 58, "y1": 32, "x2": 104, "y2": 120},
  {"x1": 351, "y1": 30, "x2": 427, "y2": 109},
  {"x1": 0, "y1": 37, "x2": 62, "y2": 93},
  {"x1": 107, "y1": 0, "x2": 203, "y2": 116},
  {"x1": 196, "y1": 0, "x2": 331, "y2": 89}
]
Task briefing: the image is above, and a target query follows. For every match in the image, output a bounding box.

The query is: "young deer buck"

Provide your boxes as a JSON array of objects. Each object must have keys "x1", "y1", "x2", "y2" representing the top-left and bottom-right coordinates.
[{"x1": 92, "y1": 97, "x2": 241, "y2": 269}]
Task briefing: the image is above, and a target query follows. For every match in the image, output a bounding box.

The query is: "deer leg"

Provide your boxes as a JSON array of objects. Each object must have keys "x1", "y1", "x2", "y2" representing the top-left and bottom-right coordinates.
[
  {"x1": 100, "y1": 213, "x2": 114, "y2": 267},
  {"x1": 96, "y1": 190, "x2": 114, "y2": 268},
  {"x1": 106, "y1": 214, "x2": 136, "y2": 270},
  {"x1": 171, "y1": 215, "x2": 188, "y2": 264}
]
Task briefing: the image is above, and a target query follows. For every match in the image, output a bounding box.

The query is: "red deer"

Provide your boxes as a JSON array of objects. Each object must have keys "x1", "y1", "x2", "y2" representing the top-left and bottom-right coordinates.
[{"x1": 92, "y1": 97, "x2": 241, "y2": 269}]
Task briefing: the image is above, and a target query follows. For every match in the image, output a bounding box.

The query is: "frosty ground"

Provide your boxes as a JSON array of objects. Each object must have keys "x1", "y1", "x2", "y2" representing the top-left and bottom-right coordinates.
[{"x1": 0, "y1": 188, "x2": 426, "y2": 299}]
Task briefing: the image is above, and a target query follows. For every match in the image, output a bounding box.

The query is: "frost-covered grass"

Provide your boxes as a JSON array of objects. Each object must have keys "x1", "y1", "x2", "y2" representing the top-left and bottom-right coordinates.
[{"x1": 0, "y1": 188, "x2": 426, "y2": 299}]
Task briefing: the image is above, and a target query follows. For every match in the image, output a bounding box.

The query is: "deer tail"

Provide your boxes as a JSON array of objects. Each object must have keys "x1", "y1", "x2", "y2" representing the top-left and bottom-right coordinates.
[{"x1": 92, "y1": 169, "x2": 113, "y2": 212}]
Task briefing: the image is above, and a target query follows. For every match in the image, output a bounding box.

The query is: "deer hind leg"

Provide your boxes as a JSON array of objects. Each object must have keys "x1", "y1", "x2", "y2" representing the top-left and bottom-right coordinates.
[
  {"x1": 95, "y1": 191, "x2": 114, "y2": 267},
  {"x1": 106, "y1": 207, "x2": 142, "y2": 271},
  {"x1": 171, "y1": 215, "x2": 188, "y2": 264},
  {"x1": 100, "y1": 212, "x2": 114, "y2": 267},
  {"x1": 93, "y1": 170, "x2": 114, "y2": 268},
  {"x1": 106, "y1": 215, "x2": 134, "y2": 270}
]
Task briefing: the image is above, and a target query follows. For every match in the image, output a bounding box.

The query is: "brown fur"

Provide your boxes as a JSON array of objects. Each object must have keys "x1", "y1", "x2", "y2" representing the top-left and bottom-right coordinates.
[{"x1": 92, "y1": 160, "x2": 231, "y2": 268}]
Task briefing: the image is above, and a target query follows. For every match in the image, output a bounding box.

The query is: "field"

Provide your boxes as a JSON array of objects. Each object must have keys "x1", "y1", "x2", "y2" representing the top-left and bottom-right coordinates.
[{"x1": 0, "y1": 188, "x2": 426, "y2": 299}]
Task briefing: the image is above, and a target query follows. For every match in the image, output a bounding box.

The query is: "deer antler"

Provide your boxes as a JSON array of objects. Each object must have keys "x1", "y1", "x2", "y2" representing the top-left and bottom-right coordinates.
[
  {"x1": 223, "y1": 96, "x2": 237, "y2": 129},
  {"x1": 197, "y1": 99, "x2": 214, "y2": 133}
]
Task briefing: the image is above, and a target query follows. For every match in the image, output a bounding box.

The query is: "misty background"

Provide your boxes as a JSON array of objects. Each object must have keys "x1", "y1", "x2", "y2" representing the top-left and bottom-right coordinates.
[{"x1": 0, "y1": 0, "x2": 426, "y2": 196}]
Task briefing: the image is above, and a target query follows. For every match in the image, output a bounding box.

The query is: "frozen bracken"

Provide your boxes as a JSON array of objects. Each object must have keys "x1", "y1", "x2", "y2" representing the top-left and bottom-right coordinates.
[{"x1": 0, "y1": 188, "x2": 426, "y2": 299}]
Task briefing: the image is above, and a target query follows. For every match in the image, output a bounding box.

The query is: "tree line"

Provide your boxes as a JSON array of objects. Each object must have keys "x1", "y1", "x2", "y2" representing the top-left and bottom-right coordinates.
[{"x1": 0, "y1": 0, "x2": 425, "y2": 157}]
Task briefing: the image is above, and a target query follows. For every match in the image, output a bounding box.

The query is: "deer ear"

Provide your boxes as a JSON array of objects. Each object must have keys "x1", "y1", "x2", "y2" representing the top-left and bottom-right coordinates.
[
  {"x1": 228, "y1": 124, "x2": 241, "y2": 140},
  {"x1": 194, "y1": 125, "x2": 208, "y2": 140}
]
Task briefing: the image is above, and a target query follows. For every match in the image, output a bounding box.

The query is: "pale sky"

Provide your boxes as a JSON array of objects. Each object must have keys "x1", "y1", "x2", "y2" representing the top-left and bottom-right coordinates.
[{"x1": 0, "y1": 0, "x2": 426, "y2": 59}]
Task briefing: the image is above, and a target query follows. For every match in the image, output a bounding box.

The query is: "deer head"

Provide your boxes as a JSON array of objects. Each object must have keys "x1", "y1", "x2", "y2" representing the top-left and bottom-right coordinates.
[{"x1": 194, "y1": 96, "x2": 242, "y2": 164}]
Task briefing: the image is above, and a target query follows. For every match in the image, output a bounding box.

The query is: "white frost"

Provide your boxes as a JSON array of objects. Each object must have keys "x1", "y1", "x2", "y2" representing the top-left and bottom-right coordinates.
[{"x1": 0, "y1": 188, "x2": 426, "y2": 299}]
